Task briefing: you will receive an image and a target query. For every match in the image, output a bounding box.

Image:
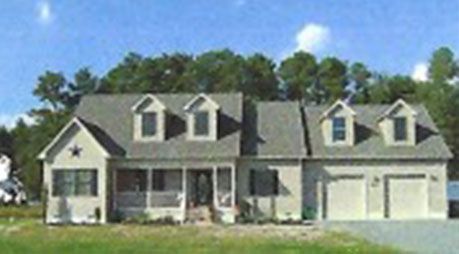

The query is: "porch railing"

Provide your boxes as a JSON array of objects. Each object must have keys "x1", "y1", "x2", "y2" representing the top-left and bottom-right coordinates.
[
  {"x1": 116, "y1": 191, "x2": 183, "y2": 209},
  {"x1": 150, "y1": 191, "x2": 183, "y2": 208},
  {"x1": 115, "y1": 192, "x2": 147, "y2": 208}
]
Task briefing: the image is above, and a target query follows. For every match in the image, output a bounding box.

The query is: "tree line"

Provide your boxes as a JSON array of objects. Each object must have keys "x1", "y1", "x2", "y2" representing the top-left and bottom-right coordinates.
[{"x1": 0, "y1": 47, "x2": 458, "y2": 199}]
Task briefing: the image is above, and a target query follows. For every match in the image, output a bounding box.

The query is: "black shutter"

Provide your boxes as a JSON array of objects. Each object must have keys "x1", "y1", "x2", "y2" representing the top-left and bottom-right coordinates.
[{"x1": 90, "y1": 170, "x2": 98, "y2": 196}]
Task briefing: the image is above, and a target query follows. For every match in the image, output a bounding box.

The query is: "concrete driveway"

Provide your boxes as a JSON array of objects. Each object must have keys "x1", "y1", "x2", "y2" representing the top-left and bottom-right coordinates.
[{"x1": 322, "y1": 220, "x2": 459, "y2": 254}]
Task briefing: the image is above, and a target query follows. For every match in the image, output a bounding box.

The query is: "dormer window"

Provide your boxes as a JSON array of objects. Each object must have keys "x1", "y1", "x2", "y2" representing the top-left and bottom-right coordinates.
[
  {"x1": 131, "y1": 94, "x2": 166, "y2": 142},
  {"x1": 377, "y1": 99, "x2": 417, "y2": 146},
  {"x1": 394, "y1": 117, "x2": 407, "y2": 141},
  {"x1": 320, "y1": 100, "x2": 356, "y2": 147},
  {"x1": 332, "y1": 117, "x2": 346, "y2": 142},
  {"x1": 194, "y1": 111, "x2": 209, "y2": 136},
  {"x1": 141, "y1": 112, "x2": 157, "y2": 137},
  {"x1": 184, "y1": 94, "x2": 220, "y2": 141}
]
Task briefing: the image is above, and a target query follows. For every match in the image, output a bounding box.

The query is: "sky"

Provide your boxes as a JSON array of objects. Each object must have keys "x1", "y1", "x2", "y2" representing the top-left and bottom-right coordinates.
[{"x1": 0, "y1": 0, "x2": 458, "y2": 127}]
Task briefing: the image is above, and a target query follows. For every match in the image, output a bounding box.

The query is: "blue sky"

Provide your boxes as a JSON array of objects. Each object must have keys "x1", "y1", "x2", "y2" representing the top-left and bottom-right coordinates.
[{"x1": 0, "y1": 0, "x2": 458, "y2": 127}]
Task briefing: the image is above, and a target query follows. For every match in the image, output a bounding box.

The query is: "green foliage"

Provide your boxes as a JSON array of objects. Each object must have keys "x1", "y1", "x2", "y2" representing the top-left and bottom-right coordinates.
[
  {"x1": 278, "y1": 51, "x2": 318, "y2": 101},
  {"x1": 243, "y1": 53, "x2": 279, "y2": 100},
  {"x1": 429, "y1": 47, "x2": 458, "y2": 84},
  {"x1": 317, "y1": 57, "x2": 349, "y2": 103},
  {"x1": 12, "y1": 111, "x2": 70, "y2": 200},
  {"x1": 302, "y1": 207, "x2": 317, "y2": 220},
  {"x1": 0, "y1": 126, "x2": 14, "y2": 156},
  {"x1": 33, "y1": 71, "x2": 68, "y2": 110},
  {"x1": 278, "y1": 52, "x2": 350, "y2": 104},
  {"x1": 121, "y1": 213, "x2": 177, "y2": 225},
  {"x1": 363, "y1": 75, "x2": 417, "y2": 104},
  {"x1": 186, "y1": 49, "x2": 246, "y2": 92},
  {"x1": 349, "y1": 62, "x2": 372, "y2": 103}
]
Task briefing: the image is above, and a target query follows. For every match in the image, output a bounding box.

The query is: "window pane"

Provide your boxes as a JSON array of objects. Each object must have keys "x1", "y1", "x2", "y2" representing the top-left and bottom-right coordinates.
[
  {"x1": 217, "y1": 168, "x2": 231, "y2": 192},
  {"x1": 142, "y1": 112, "x2": 157, "y2": 137},
  {"x1": 52, "y1": 171, "x2": 65, "y2": 196},
  {"x1": 63, "y1": 172, "x2": 75, "y2": 196},
  {"x1": 75, "y1": 170, "x2": 98, "y2": 196},
  {"x1": 217, "y1": 168, "x2": 232, "y2": 207},
  {"x1": 52, "y1": 169, "x2": 97, "y2": 197},
  {"x1": 194, "y1": 111, "x2": 209, "y2": 136},
  {"x1": 152, "y1": 170, "x2": 165, "y2": 191},
  {"x1": 394, "y1": 117, "x2": 407, "y2": 141},
  {"x1": 332, "y1": 117, "x2": 346, "y2": 142}
]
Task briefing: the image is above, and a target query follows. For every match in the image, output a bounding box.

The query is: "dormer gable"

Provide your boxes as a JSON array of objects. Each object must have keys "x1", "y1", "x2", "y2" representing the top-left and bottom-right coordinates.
[
  {"x1": 183, "y1": 93, "x2": 220, "y2": 141},
  {"x1": 320, "y1": 100, "x2": 356, "y2": 146},
  {"x1": 378, "y1": 99, "x2": 417, "y2": 146},
  {"x1": 131, "y1": 94, "x2": 166, "y2": 142}
]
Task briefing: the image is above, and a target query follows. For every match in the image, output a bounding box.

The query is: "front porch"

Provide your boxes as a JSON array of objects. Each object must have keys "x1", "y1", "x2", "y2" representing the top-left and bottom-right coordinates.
[{"x1": 112, "y1": 166, "x2": 237, "y2": 223}]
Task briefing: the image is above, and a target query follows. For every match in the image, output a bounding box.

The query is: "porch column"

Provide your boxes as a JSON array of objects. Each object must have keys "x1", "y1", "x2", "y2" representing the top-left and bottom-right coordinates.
[
  {"x1": 146, "y1": 169, "x2": 152, "y2": 208},
  {"x1": 181, "y1": 167, "x2": 187, "y2": 223},
  {"x1": 317, "y1": 177, "x2": 323, "y2": 220},
  {"x1": 213, "y1": 166, "x2": 218, "y2": 209},
  {"x1": 112, "y1": 169, "x2": 117, "y2": 211}
]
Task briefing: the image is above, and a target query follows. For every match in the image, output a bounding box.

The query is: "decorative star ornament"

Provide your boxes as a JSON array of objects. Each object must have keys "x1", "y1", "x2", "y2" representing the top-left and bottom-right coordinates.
[{"x1": 69, "y1": 144, "x2": 83, "y2": 158}]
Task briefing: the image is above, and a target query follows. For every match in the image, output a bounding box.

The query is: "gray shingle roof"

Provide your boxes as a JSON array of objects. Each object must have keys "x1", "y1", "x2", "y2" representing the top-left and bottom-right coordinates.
[
  {"x1": 75, "y1": 93, "x2": 243, "y2": 159},
  {"x1": 74, "y1": 93, "x2": 451, "y2": 161},
  {"x1": 242, "y1": 101, "x2": 307, "y2": 158},
  {"x1": 304, "y1": 104, "x2": 453, "y2": 160}
]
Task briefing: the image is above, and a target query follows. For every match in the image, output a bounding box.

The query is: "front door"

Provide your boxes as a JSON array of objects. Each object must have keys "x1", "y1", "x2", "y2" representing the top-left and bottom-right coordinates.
[{"x1": 193, "y1": 171, "x2": 213, "y2": 206}]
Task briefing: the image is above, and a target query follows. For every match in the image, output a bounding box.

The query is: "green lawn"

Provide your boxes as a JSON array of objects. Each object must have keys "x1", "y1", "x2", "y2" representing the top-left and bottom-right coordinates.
[{"x1": 0, "y1": 219, "x2": 398, "y2": 254}]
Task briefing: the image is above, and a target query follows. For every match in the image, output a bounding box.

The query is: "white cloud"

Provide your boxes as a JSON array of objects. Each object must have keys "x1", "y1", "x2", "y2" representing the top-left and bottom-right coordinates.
[
  {"x1": 0, "y1": 114, "x2": 35, "y2": 129},
  {"x1": 37, "y1": 1, "x2": 53, "y2": 25},
  {"x1": 294, "y1": 23, "x2": 331, "y2": 53},
  {"x1": 411, "y1": 62, "x2": 429, "y2": 82}
]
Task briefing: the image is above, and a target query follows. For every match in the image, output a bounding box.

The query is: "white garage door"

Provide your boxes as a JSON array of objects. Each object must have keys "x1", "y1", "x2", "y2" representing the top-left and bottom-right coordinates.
[
  {"x1": 326, "y1": 175, "x2": 366, "y2": 220},
  {"x1": 387, "y1": 175, "x2": 428, "y2": 219}
]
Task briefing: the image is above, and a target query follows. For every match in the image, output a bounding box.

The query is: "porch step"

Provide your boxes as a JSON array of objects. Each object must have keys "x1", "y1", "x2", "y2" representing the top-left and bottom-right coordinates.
[{"x1": 186, "y1": 206, "x2": 213, "y2": 224}]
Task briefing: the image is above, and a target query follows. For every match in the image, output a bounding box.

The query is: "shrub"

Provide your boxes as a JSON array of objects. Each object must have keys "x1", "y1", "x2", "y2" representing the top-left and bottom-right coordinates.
[
  {"x1": 122, "y1": 213, "x2": 151, "y2": 225},
  {"x1": 121, "y1": 213, "x2": 178, "y2": 225},
  {"x1": 302, "y1": 207, "x2": 316, "y2": 220}
]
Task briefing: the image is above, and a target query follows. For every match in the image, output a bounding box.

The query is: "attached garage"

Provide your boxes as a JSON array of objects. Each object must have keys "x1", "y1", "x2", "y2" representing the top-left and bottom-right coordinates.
[
  {"x1": 385, "y1": 174, "x2": 428, "y2": 219},
  {"x1": 325, "y1": 175, "x2": 366, "y2": 220}
]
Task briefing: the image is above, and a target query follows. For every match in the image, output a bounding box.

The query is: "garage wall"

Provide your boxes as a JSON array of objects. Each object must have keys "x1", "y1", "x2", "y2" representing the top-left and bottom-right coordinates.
[
  {"x1": 303, "y1": 160, "x2": 448, "y2": 220},
  {"x1": 238, "y1": 159, "x2": 302, "y2": 221}
]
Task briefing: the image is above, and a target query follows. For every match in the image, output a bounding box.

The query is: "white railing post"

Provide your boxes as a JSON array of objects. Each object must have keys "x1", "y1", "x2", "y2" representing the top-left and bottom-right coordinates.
[
  {"x1": 231, "y1": 165, "x2": 236, "y2": 209},
  {"x1": 182, "y1": 167, "x2": 187, "y2": 223},
  {"x1": 112, "y1": 169, "x2": 117, "y2": 211},
  {"x1": 213, "y1": 166, "x2": 218, "y2": 209},
  {"x1": 147, "y1": 169, "x2": 152, "y2": 209}
]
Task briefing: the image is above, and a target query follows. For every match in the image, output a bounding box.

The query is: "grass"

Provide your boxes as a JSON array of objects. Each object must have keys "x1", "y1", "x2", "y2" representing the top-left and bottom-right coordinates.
[
  {"x1": 0, "y1": 206, "x2": 42, "y2": 219},
  {"x1": 0, "y1": 219, "x2": 399, "y2": 254}
]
